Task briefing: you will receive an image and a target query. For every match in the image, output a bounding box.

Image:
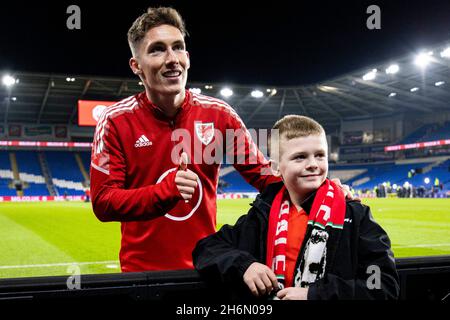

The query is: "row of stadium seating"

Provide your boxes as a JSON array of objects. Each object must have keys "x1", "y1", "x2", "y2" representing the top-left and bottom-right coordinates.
[
  {"x1": 0, "y1": 151, "x2": 90, "y2": 196},
  {"x1": 218, "y1": 157, "x2": 450, "y2": 194},
  {"x1": 398, "y1": 121, "x2": 450, "y2": 145},
  {"x1": 1, "y1": 149, "x2": 449, "y2": 196}
]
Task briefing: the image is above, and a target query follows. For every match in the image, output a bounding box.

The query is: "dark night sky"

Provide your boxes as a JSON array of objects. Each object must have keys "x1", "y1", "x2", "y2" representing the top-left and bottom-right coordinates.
[{"x1": 0, "y1": 0, "x2": 449, "y2": 86}]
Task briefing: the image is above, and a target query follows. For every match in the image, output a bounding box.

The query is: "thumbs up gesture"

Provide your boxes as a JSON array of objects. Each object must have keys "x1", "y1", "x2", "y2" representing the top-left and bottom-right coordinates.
[{"x1": 175, "y1": 152, "x2": 198, "y2": 201}]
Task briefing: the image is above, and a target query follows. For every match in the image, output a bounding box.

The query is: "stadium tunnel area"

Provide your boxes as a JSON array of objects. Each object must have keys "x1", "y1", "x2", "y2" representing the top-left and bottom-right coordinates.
[{"x1": 0, "y1": 256, "x2": 449, "y2": 302}]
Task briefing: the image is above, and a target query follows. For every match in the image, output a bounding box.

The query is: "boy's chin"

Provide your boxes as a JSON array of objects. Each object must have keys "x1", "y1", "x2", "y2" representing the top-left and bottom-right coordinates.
[{"x1": 299, "y1": 180, "x2": 325, "y2": 192}]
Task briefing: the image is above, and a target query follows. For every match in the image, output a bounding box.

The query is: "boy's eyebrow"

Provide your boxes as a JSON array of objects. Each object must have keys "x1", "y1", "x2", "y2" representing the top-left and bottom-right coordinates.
[{"x1": 289, "y1": 149, "x2": 327, "y2": 156}]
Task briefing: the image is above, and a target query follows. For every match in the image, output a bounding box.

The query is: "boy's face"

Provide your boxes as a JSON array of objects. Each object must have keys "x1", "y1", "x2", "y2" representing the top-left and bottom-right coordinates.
[{"x1": 273, "y1": 133, "x2": 328, "y2": 201}]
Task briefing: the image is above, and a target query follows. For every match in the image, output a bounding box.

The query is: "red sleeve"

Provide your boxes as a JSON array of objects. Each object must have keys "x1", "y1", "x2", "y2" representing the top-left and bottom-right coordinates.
[
  {"x1": 90, "y1": 117, "x2": 183, "y2": 222},
  {"x1": 225, "y1": 110, "x2": 281, "y2": 192}
]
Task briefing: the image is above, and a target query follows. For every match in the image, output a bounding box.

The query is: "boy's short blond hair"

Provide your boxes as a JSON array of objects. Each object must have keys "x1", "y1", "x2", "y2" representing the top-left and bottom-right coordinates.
[{"x1": 269, "y1": 115, "x2": 326, "y2": 158}]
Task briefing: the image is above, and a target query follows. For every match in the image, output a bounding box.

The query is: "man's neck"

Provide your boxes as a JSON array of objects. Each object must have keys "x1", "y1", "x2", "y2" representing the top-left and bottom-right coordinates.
[{"x1": 146, "y1": 89, "x2": 186, "y2": 118}]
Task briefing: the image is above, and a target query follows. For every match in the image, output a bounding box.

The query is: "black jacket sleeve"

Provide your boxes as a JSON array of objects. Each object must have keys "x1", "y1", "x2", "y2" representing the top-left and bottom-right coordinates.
[
  {"x1": 308, "y1": 203, "x2": 400, "y2": 300},
  {"x1": 193, "y1": 213, "x2": 259, "y2": 285}
]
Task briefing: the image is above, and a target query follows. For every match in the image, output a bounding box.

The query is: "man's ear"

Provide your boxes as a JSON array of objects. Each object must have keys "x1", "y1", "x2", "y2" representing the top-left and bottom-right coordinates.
[
  {"x1": 129, "y1": 57, "x2": 142, "y2": 75},
  {"x1": 185, "y1": 51, "x2": 191, "y2": 70},
  {"x1": 269, "y1": 159, "x2": 281, "y2": 177}
]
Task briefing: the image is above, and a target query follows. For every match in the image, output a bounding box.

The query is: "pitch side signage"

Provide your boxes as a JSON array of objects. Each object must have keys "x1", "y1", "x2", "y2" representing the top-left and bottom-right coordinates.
[
  {"x1": 385, "y1": 139, "x2": 450, "y2": 152},
  {"x1": 78, "y1": 100, "x2": 118, "y2": 126}
]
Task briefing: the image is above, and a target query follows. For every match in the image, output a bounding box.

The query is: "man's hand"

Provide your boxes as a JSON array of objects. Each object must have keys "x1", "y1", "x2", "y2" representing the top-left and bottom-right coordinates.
[
  {"x1": 243, "y1": 262, "x2": 279, "y2": 297},
  {"x1": 277, "y1": 287, "x2": 308, "y2": 300},
  {"x1": 175, "y1": 152, "x2": 198, "y2": 201},
  {"x1": 331, "y1": 178, "x2": 360, "y2": 202}
]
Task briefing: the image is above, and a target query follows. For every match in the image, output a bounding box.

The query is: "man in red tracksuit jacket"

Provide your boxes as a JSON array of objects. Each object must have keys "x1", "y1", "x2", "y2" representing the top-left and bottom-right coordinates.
[{"x1": 90, "y1": 7, "x2": 280, "y2": 272}]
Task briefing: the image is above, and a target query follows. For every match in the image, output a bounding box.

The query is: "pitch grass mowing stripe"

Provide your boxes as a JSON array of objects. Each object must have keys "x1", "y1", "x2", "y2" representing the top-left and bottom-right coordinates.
[
  {"x1": 0, "y1": 261, "x2": 119, "y2": 269},
  {"x1": 0, "y1": 213, "x2": 75, "y2": 270},
  {"x1": 0, "y1": 202, "x2": 121, "y2": 278}
]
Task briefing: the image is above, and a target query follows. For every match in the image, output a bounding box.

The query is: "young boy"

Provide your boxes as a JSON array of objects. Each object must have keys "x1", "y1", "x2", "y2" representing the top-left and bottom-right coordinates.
[{"x1": 193, "y1": 115, "x2": 399, "y2": 300}]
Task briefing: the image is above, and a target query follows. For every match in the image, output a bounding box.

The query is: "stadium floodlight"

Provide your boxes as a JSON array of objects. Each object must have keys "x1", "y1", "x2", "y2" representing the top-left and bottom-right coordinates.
[
  {"x1": 410, "y1": 87, "x2": 419, "y2": 92},
  {"x1": 424, "y1": 177, "x2": 430, "y2": 184},
  {"x1": 204, "y1": 85, "x2": 213, "y2": 89},
  {"x1": 270, "y1": 89, "x2": 277, "y2": 96},
  {"x1": 440, "y1": 47, "x2": 450, "y2": 58},
  {"x1": 2, "y1": 75, "x2": 16, "y2": 87},
  {"x1": 435, "y1": 81, "x2": 445, "y2": 87},
  {"x1": 138, "y1": 81, "x2": 143, "y2": 86},
  {"x1": 385, "y1": 64, "x2": 399, "y2": 74},
  {"x1": 11, "y1": 97, "x2": 17, "y2": 101},
  {"x1": 66, "y1": 77, "x2": 76, "y2": 82},
  {"x1": 189, "y1": 88, "x2": 202, "y2": 94},
  {"x1": 251, "y1": 90, "x2": 263, "y2": 98},
  {"x1": 318, "y1": 85, "x2": 339, "y2": 92},
  {"x1": 388, "y1": 92, "x2": 397, "y2": 98},
  {"x1": 220, "y1": 88, "x2": 233, "y2": 98},
  {"x1": 362, "y1": 69, "x2": 377, "y2": 81},
  {"x1": 414, "y1": 52, "x2": 433, "y2": 68}
]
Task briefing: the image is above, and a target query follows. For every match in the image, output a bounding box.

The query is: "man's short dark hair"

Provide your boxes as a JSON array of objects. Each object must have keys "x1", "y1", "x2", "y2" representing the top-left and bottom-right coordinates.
[{"x1": 127, "y1": 7, "x2": 188, "y2": 56}]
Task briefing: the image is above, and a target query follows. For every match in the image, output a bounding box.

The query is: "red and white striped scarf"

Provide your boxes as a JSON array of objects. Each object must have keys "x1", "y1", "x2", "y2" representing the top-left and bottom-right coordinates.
[{"x1": 265, "y1": 179, "x2": 346, "y2": 289}]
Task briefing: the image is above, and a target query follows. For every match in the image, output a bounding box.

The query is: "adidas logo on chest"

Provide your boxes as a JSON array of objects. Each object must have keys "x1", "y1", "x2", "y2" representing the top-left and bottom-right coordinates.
[{"x1": 134, "y1": 135, "x2": 152, "y2": 148}]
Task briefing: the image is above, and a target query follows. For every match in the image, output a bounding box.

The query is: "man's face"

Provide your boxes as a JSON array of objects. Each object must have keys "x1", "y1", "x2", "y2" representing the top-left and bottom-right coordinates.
[
  {"x1": 131, "y1": 24, "x2": 190, "y2": 97},
  {"x1": 275, "y1": 134, "x2": 328, "y2": 200}
]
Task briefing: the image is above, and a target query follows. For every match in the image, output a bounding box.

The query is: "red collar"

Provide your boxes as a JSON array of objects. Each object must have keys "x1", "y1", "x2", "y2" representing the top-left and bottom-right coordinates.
[{"x1": 137, "y1": 90, "x2": 191, "y2": 121}]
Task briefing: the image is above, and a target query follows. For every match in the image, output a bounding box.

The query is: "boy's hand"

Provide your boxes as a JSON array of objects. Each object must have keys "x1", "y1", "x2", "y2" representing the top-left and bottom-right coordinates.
[
  {"x1": 277, "y1": 287, "x2": 308, "y2": 300},
  {"x1": 243, "y1": 262, "x2": 279, "y2": 297},
  {"x1": 331, "y1": 178, "x2": 360, "y2": 202}
]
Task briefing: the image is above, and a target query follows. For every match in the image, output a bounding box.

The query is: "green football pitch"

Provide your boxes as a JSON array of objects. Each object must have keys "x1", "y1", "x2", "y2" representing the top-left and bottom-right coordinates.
[{"x1": 0, "y1": 198, "x2": 449, "y2": 279}]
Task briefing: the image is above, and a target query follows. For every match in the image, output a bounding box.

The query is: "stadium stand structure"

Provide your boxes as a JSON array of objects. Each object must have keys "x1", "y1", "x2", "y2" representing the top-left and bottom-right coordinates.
[
  {"x1": 217, "y1": 156, "x2": 450, "y2": 195},
  {"x1": 3, "y1": 151, "x2": 448, "y2": 197},
  {"x1": 15, "y1": 151, "x2": 49, "y2": 196},
  {"x1": 0, "y1": 151, "x2": 89, "y2": 197},
  {"x1": 218, "y1": 166, "x2": 258, "y2": 193},
  {"x1": 79, "y1": 151, "x2": 91, "y2": 179},
  {"x1": 399, "y1": 121, "x2": 450, "y2": 144},
  {"x1": 329, "y1": 157, "x2": 450, "y2": 193},
  {"x1": 45, "y1": 151, "x2": 86, "y2": 196},
  {"x1": 0, "y1": 152, "x2": 16, "y2": 196}
]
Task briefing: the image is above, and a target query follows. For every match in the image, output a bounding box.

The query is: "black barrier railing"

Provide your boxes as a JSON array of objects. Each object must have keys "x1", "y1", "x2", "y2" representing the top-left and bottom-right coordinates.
[{"x1": 0, "y1": 256, "x2": 449, "y2": 302}]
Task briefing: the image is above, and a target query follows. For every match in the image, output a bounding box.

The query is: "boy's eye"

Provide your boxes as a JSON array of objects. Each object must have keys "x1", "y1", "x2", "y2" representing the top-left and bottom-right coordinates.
[{"x1": 316, "y1": 153, "x2": 325, "y2": 158}]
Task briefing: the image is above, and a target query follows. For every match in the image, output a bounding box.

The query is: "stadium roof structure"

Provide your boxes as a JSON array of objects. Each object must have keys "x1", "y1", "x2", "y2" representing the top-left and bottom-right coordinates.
[{"x1": 1, "y1": 41, "x2": 449, "y2": 130}]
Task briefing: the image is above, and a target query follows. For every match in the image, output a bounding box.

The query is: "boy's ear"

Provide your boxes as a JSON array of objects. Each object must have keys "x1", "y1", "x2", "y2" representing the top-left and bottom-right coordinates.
[{"x1": 269, "y1": 159, "x2": 281, "y2": 177}]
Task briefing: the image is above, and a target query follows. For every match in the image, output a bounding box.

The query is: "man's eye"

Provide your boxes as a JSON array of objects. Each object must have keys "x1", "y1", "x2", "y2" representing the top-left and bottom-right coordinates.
[
  {"x1": 174, "y1": 45, "x2": 185, "y2": 51},
  {"x1": 150, "y1": 47, "x2": 164, "y2": 53}
]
